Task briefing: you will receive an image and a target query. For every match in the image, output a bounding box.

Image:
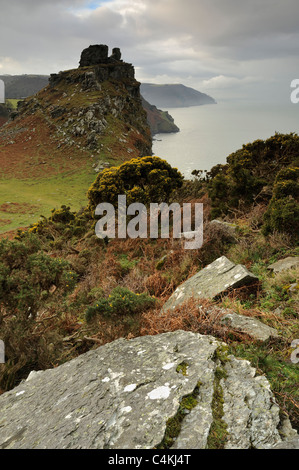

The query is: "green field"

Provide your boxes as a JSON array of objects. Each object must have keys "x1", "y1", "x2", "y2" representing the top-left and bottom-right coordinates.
[
  {"x1": 0, "y1": 169, "x2": 97, "y2": 233},
  {"x1": 6, "y1": 99, "x2": 21, "y2": 109}
]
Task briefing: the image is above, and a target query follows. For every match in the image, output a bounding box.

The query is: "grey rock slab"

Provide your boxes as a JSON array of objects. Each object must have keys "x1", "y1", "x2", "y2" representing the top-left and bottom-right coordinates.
[
  {"x1": 268, "y1": 256, "x2": 299, "y2": 274},
  {"x1": 0, "y1": 330, "x2": 296, "y2": 449},
  {"x1": 222, "y1": 356, "x2": 281, "y2": 449},
  {"x1": 210, "y1": 219, "x2": 237, "y2": 231},
  {"x1": 0, "y1": 331, "x2": 219, "y2": 449},
  {"x1": 172, "y1": 361, "x2": 215, "y2": 449},
  {"x1": 220, "y1": 312, "x2": 279, "y2": 342},
  {"x1": 272, "y1": 437, "x2": 299, "y2": 449},
  {"x1": 162, "y1": 256, "x2": 259, "y2": 312}
]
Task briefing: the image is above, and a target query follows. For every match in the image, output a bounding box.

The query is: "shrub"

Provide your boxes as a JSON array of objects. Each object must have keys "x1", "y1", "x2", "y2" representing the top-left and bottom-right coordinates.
[
  {"x1": 85, "y1": 286, "x2": 156, "y2": 321},
  {"x1": 49, "y1": 205, "x2": 76, "y2": 223},
  {"x1": 87, "y1": 156, "x2": 184, "y2": 211},
  {"x1": 263, "y1": 166, "x2": 299, "y2": 240},
  {"x1": 208, "y1": 133, "x2": 299, "y2": 216},
  {"x1": 0, "y1": 235, "x2": 78, "y2": 316}
]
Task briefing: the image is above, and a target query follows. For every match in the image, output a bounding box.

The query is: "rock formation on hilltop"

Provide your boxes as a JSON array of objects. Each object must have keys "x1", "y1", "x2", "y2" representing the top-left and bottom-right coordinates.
[
  {"x1": 0, "y1": 48, "x2": 181, "y2": 136},
  {"x1": 0, "y1": 45, "x2": 152, "y2": 179},
  {"x1": 79, "y1": 44, "x2": 122, "y2": 66}
]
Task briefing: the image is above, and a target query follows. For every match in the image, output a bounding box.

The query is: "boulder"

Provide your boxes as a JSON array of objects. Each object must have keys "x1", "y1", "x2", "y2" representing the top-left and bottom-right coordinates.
[
  {"x1": 162, "y1": 256, "x2": 259, "y2": 312},
  {"x1": 79, "y1": 44, "x2": 109, "y2": 67},
  {"x1": 0, "y1": 330, "x2": 296, "y2": 449},
  {"x1": 210, "y1": 219, "x2": 237, "y2": 231},
  {"x1": 272, "y1": 437, "x2": 299, "y2": 449},
  {"x1": 268, "y1": 256, "x2": 299, "y2": 274},
  {"x1": 220, "y1": 312, "x2": 279, "y2": 342}
]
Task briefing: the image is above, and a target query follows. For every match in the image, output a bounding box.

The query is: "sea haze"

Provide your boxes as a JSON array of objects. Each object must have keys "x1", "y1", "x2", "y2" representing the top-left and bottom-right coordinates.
[{"x1": 153, "y1": 102, "x2": 299, "y2": 178}]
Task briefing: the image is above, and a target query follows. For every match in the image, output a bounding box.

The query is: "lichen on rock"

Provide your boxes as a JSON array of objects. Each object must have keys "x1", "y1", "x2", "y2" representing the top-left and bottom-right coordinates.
[{"x1": 0, "y1": 330, "x2": 295, "y2": 449}]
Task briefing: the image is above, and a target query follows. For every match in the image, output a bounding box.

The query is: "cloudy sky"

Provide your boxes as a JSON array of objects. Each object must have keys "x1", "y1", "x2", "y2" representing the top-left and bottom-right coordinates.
[{"x1": 0, "y1": 0, "x2": 298, "y2": 103}]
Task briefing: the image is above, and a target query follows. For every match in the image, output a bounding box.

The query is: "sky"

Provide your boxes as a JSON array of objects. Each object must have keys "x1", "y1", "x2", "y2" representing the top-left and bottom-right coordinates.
[{"x1": 0, "y1": 0, "x2": 298, "y2": 103}]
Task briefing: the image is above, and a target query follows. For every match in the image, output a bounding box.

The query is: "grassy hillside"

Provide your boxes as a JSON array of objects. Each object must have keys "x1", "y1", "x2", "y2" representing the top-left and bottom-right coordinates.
[{"x1": 0, "y1": 150, "x2": 298, "y2": 434}]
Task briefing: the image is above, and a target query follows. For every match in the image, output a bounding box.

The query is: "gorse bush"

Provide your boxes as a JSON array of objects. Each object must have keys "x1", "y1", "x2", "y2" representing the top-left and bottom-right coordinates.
[
  {"x1": 208, "y1": 133, "x2": 299, "y2": 216},
  {"x1": 85, "y1": 286, "x2": 156, "y2": 322},
  {"x1": 87, "y1": 156, "x2": 184, "y2": 211},
  {"x1": 207, "y1": 133, "x2": 299, "y2": 239},
  {"x1": 0, "y1": 234, "x2": 78, "y2": 317},
  {"x1": 26, "y1": 205, "x2": 89, "y2": 239},
  {"x1": 0, "y1": 233, "x2": 79, "y2": 391}
]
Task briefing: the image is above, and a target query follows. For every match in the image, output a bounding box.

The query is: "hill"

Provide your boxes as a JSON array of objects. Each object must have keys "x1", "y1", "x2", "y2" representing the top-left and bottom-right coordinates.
[
  {"x1": 140, "y1": 83, "x2": 216, "y2": 108},
  {"x1": 0, "y1": 75, "x2": 49, "y2": 99},
  {"x1": 0, "y1": 75, "x2": 180, "y2": 136},
  {"x1": 0, "y1": 47, "x2": 297, "y2": 446},
  {"x1": 0, "y1": 45, "x2": 152, "y2": 234},
  {"x1": 0, "y1": 150, "x2": 298, "y2": 441}
]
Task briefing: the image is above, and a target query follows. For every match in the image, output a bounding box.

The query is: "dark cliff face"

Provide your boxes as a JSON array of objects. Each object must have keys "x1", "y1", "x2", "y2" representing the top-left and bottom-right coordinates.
[{"x1": 141, "y1": 97, "x2": 180, "y2": 135}]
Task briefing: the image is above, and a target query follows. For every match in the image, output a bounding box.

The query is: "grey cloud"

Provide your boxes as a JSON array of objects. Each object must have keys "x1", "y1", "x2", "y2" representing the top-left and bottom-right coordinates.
[{"x1": 0, "y1": 0, "x2": 298, "y2": 101}]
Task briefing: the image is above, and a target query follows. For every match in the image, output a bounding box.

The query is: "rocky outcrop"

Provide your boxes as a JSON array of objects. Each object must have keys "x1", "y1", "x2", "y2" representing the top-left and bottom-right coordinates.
[
  {"x1": 220, "y1": 312, "x2": 279, "y2": 342},
  {"x1": 1, "y1": 45, "x2": 152, "y2": 169},
  {"x1": 0, "y1": 330, "x2": 296, "y2": 449},
  {"x1": 268, "y1": 256, "x2": 299, "y2": 274},
  {"x1": 162, "y1": 256, "x2": 259, "y2": 312},
  {"x1": 141, "y1": 97, "x2": 179, "y2": 135},
  {"x1": 79, "y1": 45, "x2": 122, "y2": 67},
  {"x1": 79, "y1": 44, "x2": 109, "y2": 67}
]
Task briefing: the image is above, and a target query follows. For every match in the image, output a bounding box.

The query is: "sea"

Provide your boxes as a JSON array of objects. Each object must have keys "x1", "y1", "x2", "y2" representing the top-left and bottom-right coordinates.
[{"x1": 152, "y1": 101, "x2": 299, "y2": 179}]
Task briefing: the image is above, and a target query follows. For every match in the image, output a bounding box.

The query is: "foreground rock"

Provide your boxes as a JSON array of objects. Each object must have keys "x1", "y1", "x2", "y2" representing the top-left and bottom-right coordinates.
[
  {"x1": 163, "y1": 256, "x2": 259, "y2": 312},
  {"x1": 0, "y1": 331, "x2": 296, "y2": 449}
]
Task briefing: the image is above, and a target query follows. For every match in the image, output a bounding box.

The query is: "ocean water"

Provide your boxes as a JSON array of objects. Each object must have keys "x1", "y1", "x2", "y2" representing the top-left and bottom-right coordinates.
[{"x1": 152, "y1": 101, "x2": 299, "y2": 178}]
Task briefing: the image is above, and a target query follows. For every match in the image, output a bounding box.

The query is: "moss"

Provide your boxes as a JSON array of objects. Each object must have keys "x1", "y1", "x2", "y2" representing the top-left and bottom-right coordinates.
[
  {"x1": 156, "y1": 381, "x2": 201, "y2": 449},
  {"x1": 206, "y1": 367, "x2": 229, "y2": 449},
  {"x1": 214, "y1": 344, "x2": 230, "y2": 364},
  {"x1": 176, "y1": 361, "x2": 189, "y2": 376},
  {"x1": 206, "y1": 346, "x2": 230, "y2": 449}
]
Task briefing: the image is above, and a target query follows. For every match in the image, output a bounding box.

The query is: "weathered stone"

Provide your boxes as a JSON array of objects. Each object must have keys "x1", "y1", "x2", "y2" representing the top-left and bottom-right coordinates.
[
  {"x1": 222, "y1": 356, "x2": 281, "y2": 449},
  {"x1": 272, "y1": 437, "x2": 299, "y2": 449},
  {"x1": 0, "y1": 331, "x2": 295, "y2": 449},
  {"x1": 79, "y1": 44, "x2": 109, "y2": 67},
  {"x1": 278, "y1": 416, "x2": 299, "y2": 441},
  {"x1": 210, "y1": 219, "x2": 237, "y2": 231},
  {"x1": 110, "y1": 47, "x2": 121, "y2": 61},
  {"x1": 220, "y1": 312, "x2": 279, "y2": 342},
  {"x1": 268, "y1": 256, "x2": 299, "y2": 273},
  {"x1": 162, "y1": 256, "x2": 259, "y2": 311}
]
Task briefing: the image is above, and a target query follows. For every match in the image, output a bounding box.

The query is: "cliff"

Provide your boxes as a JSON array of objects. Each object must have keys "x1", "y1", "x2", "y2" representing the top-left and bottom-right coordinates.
[
  {"x1": 0, "y1": 72, "x2": 181, "y2": 137},
  {"x1": 140, "y1": 83, "x2": 216, "y2": 108},
  {"x1": 141, "y1": 97, "x2": 180, "y2": 135}
]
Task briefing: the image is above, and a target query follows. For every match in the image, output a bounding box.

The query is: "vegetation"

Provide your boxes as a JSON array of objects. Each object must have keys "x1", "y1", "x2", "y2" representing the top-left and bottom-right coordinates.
[
  {"x1": 87, "y1": 155, "x2": 184, "y2": 211},
  {"x1": 263, "y1": 166, "x2": 299, "y2": 240},
  {"x1": 207, "y1": 133, "x2": 299, "y2": 229},
  {"x1": 0, "y1": 137, "x2": 298, "y2": 441}
]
